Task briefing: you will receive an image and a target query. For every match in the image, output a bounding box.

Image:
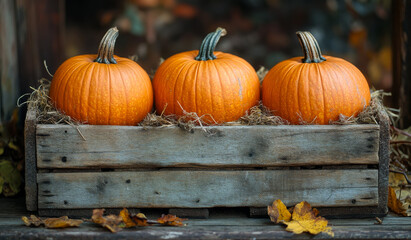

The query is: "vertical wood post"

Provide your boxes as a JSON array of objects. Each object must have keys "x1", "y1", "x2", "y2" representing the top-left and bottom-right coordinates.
[
  {"x1": 393, "y1": 0, "x2": 411, "y2": 128},
  {"x1": 0, "y1": 0, "x2": 20, "y2": 121}
]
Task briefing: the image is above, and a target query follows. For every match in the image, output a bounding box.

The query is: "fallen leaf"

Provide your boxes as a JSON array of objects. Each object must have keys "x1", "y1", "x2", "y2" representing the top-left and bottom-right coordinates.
[
  {"x1": 268, "y1": 201, "x2": 333, "y2": 237},
  {"x1": 0, "y1": 160, "x2": 22, "y2": 196},
  {"x1": 284, "y1": 202, "x2": 333, "y2": 237},
  {"x1": 388, "y1": 186, "x2": 407, "y2": 216},
  {"x1": 43, "y1": 216, "x2": 83, "y2": 228},
  {"x1": 22, "y1": 215, "x2": 43, "y2": 227},
  {"x1": 132, "y1": 213, "x2": 152, "y2": 227},
  {"x1": 119, "y1": 208, "x2": 136, "y2": 228},
  {"x1": 92, "y1": 209, "x2": 123, "y2": 233},
  {"x1": 268, "y1": 199, "x2": 291, "y2": 223},
  {"x1": 157, "y1": 214, "x2": 187, "y2": 226}
]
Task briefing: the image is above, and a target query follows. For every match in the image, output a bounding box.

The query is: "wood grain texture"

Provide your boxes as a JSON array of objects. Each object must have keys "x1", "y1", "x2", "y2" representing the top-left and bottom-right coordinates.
[
  {"x1": 36, "y1": 124, "x2": 380, "y2": 168},
  {"x1": 24, "y1": 104, "x2": 37, "y2": 211},
  {"x1": 37, "y1": 169, "x2": 378, "y2": 209},
  {"x1": 377, "y1": 111, "x2": 390, "y2": 216}
]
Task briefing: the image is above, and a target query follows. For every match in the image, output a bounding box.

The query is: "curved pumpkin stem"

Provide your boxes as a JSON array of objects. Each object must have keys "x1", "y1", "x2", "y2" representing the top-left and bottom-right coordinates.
[
  {"x1": 94, "y1": 27, "x2": 119, "y2": 64},
  {"x1": 296, "y1": 31, "x2": 326, "y2": 63},
  {"x1": 195, "y1": 27, "x2": 227, "y2": 61}
]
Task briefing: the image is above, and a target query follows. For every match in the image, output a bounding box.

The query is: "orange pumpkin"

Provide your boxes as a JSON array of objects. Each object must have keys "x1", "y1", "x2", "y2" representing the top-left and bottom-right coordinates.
[
  {"x1": 152, "y1": 28, "x2": 260, "y2": 123},
  {"x1": 49, "y1": 27, "x2": 153, "y2": 125},
  {"x1": 262, "y1": 31, "x2": 371, "y2": 124}
]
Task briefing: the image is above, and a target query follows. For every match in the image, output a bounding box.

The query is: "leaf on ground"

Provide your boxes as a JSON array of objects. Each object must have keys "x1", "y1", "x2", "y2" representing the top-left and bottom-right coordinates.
[
  {"x1": 388, "y1": 186, "x2": 408, "y2": 216},
  {"x1": 119, "y1": 208, "x2": 136, "y2": 228},
  {"x1": 268, "y1": 199, "x2": 291, "y2": 223},
  {"x1": 43, "y1": 216, "x2": 83, "y2": 228},
  {"x1": 92, "y1": 209, "x2": 123, "y2": 233},
  {"x1": 22, "y1": 215, "x2": 43, "y2": 227},
  {"x1": 157, "y1": 214, "x2": 187, "y2": 226},
  {"x1": 132, "y1": 213, "x2": 152, "y2": 226},
  {"x1": 268, "y1": 200, "x2": 334, "y2": 237},
  {"x1": 0, "y1": 160, "x2": 22, "y2": 196}
]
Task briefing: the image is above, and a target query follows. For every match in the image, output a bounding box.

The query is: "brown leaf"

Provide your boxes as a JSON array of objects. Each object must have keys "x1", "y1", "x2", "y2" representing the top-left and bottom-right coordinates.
[
  {"x1": 267, "y1": 199, "x2": 291, "y2": 223},
  {"x1": 388, "y1": 186, "x2": 407, "y2": 216},
  {"x1": 119, "y1": 208, "x2": 136, "y2": 228},
  {"x1": 43, "y1": 216, "x2": 83, "y2": 228},
  {"x1": 22, "y1": 215, "x2": 43, "y2": 227},
  {"x1": 157, "y1": 214, "x2": 187, "y2": 226},
  {"x1": 132, "y1": 213, "x2": 152, "y2": 227},
  {"x1": 92, "y1": 209, "x2": 123, "y2": 233}
]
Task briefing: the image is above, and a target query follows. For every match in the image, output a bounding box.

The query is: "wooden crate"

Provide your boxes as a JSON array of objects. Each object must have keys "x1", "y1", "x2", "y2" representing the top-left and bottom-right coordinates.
[{"x1": 25, "y1": 104, "x2": 390, "y2": 218}]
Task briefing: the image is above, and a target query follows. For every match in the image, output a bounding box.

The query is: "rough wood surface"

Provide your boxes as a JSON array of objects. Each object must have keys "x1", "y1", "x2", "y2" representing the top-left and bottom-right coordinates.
[
  {"x1": 376, "y1": 112, "x2": 390, "y2": 216},
  {"x1": 1, "y1": 195, "x2": 411, "y2": 240},
  {"x1": 24, "y1": 104, "x2": 37, "y2": 211},
  {"x1": 37, "y1": 169, "x2": 378, "y2": 209},
  {"x1": 36, "y1": 124, "x2": 380, "y2": 168}
]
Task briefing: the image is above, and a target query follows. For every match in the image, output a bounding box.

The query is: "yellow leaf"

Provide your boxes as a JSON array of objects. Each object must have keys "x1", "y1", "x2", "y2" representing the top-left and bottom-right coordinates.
[
  {"x1": 157, "y1": 214, "x2": 187, "y2": 226},
  {"x1": 388, "y1": 186, "x2": 407, "y2": 216},
  {"x1": 119, "y1": 208, "x2": 136, "y2": 228},
  {"x1": 21, "y1": 215, "x2": 43, "y2": 227},
  {"x1": 284, "y1": 218, "x2": 333, "y2": 236},
  {"x1": 267, "y1": 199, "x2": 291, "y2": 223},
  {"x1": 92, "y1": 209, "x2": 123, "y2": 233},
  {"x1": 132, "y1": 212, "x2": 151, "y2": 227},
  {"x1": 43, "y1": 216, "x2": 83, "y2": 228}
]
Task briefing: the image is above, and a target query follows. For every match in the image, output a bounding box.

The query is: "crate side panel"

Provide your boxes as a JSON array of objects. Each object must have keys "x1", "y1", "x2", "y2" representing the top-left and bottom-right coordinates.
[
  {"x1": 36, "y1": 125, "x2": 379, "y2": 168},
  {"x1": 37, "y1": 169, "x2": 378, "y2": 209}
]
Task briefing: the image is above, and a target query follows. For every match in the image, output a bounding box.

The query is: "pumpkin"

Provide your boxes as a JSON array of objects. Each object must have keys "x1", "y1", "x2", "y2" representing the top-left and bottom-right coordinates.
[
  {"x1": 261, "y1": 31, "x2": 371, "y2": 124},
  {"x1": 152, "y1": 28, "x2": 260, "y2": 123},
  {"x1": 49, "y1": 27, "x2": 153, "y2": 125}
]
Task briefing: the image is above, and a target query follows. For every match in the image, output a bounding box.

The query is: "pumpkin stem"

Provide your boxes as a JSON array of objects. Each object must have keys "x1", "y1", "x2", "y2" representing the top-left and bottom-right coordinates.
[
  {"x1": 94, "y1": 27, "x2": 119, "y2": 64},
  {"x1": 296, "y1": 31, "x2": 326, "y2": 63},
  {"x1": 195, "y1": 28, "x2": 227, "y2": 61}
]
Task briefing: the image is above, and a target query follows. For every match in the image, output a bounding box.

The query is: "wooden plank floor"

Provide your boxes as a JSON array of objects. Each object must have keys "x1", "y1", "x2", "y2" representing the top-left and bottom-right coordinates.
[{"x1": 0, "y1": 197, "x2": 410, "y2": 239}]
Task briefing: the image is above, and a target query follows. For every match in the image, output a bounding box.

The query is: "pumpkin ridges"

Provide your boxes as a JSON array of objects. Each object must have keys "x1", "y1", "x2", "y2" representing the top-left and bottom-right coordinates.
[
  {"x1": 63, "y1": 62, "x2": 91, "y2": 120},
  {"x1": 113, "y1": 63, "x2": 129, "y2": 125},
  {"x1": 76, "y1": 62, "x2": 94, "y2": 122},
  {"x1": 170, "y1": 59, "x2": 193, "y2": 114},
  {"x1": 51, "y1": 59, "x2": 85, "y2": 112},
  {"x1": 210, "y1": 59, "x2": 227, "y2": 121},
  {"x1": 80, "y1": 62, "x2": 96, "y2": 123}
]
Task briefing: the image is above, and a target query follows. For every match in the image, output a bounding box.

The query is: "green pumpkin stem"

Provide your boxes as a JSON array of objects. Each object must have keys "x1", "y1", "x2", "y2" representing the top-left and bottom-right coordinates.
[
  {"x1": 195, "y1": 28, "x2": 227, "y2": 61},
  {"x1": 296, "y1": 31, "x2": 326, "y2": 63},
  {"x1": 94, "y1": 27, "x2": 119, "y2": 64}
]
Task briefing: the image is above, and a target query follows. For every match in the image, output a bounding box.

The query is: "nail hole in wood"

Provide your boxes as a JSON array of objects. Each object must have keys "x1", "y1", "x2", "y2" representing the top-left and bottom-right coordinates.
[
  {"x1": 196, "y1": 199, "x2": 200, "y2": 203},
  {"x1": 126, "y1": 179, "x2": 131, "y2": 184},
  {"x1": 64, "y1": 130, "x2": 68, "y2": 133},
  {"x1": 61, "y1": 156, "x2": 67, "y2": 162},
  {"x1": 64, "y1": 200, "x2": 68, "y2": 205},
  {"x1": 351, "y1": 199, "x2": 357, "y2": 204}
]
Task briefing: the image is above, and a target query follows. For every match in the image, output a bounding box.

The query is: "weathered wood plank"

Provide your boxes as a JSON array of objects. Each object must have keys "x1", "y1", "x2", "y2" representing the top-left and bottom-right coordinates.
[
  {"x1": 36, "y1": 124, "x2": 380, "y2": 168},
  {"x1": 377, "y1": 112, "x2": 390, "y2": 216},
  {"x1": 24, "y1": 103, "x2": 37, "y2": 211},
  {"x1": 37, "y1": 169, "x2": 378, "y2": 209}
]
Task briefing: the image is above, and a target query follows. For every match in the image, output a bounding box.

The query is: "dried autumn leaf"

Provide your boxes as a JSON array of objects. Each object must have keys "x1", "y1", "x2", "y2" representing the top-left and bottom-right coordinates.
[
  {"x1": 284, "y1": 201, "x2": 333, "y2": 237},
  {"x1": 22, "y1": 215, "x2": 43, "y2": 227},
  {"x1": 388, "y1": 186, "x2": 407, "y2": 216},
  {"x1": 43, "y1": 216, "x2": 83, "y2": 228},
  {"x1": 92, "y1": 209, "x2": 123, "y2": 233},
  {"x1": 157, "y1": 214, "x2": 187, "y2": 226},
  {"x1": 119, "y1": 208, "x2": 136, "y2": 228},
  {"x1": 268, "y1": 199, "x2": 291, "y2": 223},
  {"x1": 132, "y1": 213, "x2": 152, "y2": 227}
]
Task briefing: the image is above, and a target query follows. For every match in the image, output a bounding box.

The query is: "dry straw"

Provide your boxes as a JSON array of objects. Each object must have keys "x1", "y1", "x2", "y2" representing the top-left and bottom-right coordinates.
[{"x1": 18, "y1": 79, "x2": 393, "y2": 130}]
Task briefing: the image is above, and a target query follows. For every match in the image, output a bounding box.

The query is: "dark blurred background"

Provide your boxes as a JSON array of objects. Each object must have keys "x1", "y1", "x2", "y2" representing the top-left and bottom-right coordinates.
[{"x1": 1, "y1": 0, "x2": 410, "y2": 128}]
